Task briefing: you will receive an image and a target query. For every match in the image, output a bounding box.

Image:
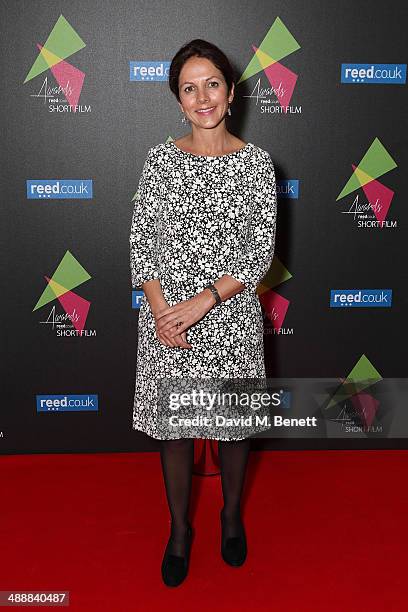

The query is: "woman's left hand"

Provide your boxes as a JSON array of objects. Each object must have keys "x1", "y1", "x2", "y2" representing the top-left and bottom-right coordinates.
[{"x1": 155, "y1": 292, "x2": 214, "y2": 337}]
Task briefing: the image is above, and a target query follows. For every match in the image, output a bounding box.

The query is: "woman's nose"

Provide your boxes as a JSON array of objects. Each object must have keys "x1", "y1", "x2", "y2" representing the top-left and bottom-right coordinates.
[{"x1": 196, "y1": 90, "x2": 210, "y2": 103}]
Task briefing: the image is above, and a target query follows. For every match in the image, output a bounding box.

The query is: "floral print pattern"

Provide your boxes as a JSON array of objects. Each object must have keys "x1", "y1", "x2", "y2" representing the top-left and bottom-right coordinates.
[{"x1": 130, "y1": 141, "x2": 277, "y2": 440}]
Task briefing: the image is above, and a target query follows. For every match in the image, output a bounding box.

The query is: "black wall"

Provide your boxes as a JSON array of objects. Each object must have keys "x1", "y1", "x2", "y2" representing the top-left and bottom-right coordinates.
[{"x1": 1, "y1": 0, "x2": 407, "y2": 453}]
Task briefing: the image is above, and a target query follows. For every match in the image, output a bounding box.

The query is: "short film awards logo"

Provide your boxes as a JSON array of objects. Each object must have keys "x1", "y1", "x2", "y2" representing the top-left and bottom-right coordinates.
[
  {"x1": 323, "y1": 354, "x2": 383, "y2": 435},
  {"x1": 24, "y1": 14, "x2": 91, "y2": 113},
  {"x1": 238, "y1": 16, "x2": 301, "y2": 115},
  {"x1": 336, "y1": 137, "x2": 398, "y2": 229},
  {"x1": 258, "y1": 257, "x2": 293, "y2": 336},
  {"x1": 33, "y1": 250, "x2": 96, "y2": 336}
]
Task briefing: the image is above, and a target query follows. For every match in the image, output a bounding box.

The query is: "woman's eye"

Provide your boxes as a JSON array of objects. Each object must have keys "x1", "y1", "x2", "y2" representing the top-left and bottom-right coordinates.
[{"x1": 184, "y1": 81, "x2": 219, "y2": 93}]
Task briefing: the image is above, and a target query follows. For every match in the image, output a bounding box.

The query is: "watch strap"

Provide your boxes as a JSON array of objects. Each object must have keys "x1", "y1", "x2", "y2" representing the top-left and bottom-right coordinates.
[{"x1": 205, "y1": 283, "x2": 222, "y2": 306}]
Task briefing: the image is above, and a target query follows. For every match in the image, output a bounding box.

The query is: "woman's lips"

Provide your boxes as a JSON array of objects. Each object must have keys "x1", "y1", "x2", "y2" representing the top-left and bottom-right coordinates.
[{"x1": 196, "y1": 106, "x2": 216, "y2": 115}]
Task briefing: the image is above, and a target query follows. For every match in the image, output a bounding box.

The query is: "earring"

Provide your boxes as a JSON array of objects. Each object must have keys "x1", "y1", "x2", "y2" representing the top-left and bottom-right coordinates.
[
  {"x1": 181, "y1": 112, "x2": 189, "y2": 125},
  {"x1": 227, "y1": 104, "x2": 232, "y2": 116}
]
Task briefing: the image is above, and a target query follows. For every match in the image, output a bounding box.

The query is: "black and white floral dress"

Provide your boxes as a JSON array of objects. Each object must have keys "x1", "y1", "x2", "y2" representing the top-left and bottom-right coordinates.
[{"x1": 130, "y1": 141, "x2": 277, "y2": 440}]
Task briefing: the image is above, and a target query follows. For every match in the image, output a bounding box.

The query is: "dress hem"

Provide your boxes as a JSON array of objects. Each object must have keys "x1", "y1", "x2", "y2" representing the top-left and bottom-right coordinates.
[{"x1": 132, "y1": 423, "x2": 254, "y2": 442}]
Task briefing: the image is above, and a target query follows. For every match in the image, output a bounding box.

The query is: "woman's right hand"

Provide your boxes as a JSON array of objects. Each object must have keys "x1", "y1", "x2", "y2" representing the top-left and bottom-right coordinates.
[{"x1": 152, "y1": 302, "x2": 192, "y2": 349}]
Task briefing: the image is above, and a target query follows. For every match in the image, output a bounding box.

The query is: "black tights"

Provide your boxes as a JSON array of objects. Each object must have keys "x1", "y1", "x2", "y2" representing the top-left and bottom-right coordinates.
[{"x1": 159, "y1": 438, "x2": 250, "y2": 556}]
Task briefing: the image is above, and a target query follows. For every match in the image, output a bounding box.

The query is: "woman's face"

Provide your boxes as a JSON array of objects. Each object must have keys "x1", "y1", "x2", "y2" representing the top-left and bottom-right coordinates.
[{"x1": 177, "y1": 56, "x2": 234, "y2": 129}]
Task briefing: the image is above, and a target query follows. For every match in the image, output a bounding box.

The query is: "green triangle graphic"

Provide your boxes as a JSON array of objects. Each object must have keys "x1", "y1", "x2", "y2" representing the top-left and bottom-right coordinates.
[
  {"x1": 262, "y1": 256, "x2": 292, "y2": 289},
  {"x1": 336, "y1": 137, "x2": 397, "y2": 201},
  {"x1": 33, "y1": 250, "x2": 91, "y2": 311},
  {"x1": 238, "y1": 17, "x2": 300, "y2": 84},
  {"x1": 326, "y1": 354, "x2": 382, "y2": 410},
  {"x1": 24, "y1": 14, "x2": 86, "y2": 83}
]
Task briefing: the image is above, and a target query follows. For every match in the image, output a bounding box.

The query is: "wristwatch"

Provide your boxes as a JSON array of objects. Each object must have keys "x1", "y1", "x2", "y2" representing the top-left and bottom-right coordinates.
[{"x1": 204, "y1": 283, "x2": 222, "y2": 306}]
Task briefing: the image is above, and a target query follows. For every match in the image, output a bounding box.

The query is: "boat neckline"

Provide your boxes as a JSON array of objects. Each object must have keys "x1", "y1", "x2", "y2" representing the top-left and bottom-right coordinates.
[{"x1": 168, "y1": 140, "x2": 254, "y2": 159}]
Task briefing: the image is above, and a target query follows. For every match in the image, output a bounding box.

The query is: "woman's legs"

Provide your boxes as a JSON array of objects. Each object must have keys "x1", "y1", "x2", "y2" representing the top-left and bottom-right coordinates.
[
  {"x1": 218, "y1": 438, "x2": 251, "y2": 537},
  {"x1": 160, "y1": 438, "x2": 194, "y2": 556},
  {"x1": 160, "y1": 436, "x2": 250, "y2": 553}
]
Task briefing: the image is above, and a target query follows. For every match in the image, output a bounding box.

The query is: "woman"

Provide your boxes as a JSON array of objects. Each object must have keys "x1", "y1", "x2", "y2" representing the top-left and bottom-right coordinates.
[{"x1": 129, "y1": 39, "x2": 277, "y2": 587}]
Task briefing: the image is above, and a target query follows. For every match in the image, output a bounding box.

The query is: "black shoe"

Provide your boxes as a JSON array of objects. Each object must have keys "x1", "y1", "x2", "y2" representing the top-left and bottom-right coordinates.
[
  {"x1": 220, "y1": 510, "x2": 247, "y2": 567},
  {"x1": 161, "y1": 523, "x2": 193, "y2": 587}
]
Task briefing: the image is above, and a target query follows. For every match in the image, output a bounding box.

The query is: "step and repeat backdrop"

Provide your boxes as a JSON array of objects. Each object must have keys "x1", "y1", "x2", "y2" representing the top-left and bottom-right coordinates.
[{"x1": 1, "y1": 1, "x2": 407, "y2": 453}]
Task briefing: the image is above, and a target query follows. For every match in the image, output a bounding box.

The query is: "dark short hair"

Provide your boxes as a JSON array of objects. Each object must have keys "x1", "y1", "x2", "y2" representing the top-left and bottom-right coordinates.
[{"x1": 169, "y1": 39, "x2": 235, "y2": 103}]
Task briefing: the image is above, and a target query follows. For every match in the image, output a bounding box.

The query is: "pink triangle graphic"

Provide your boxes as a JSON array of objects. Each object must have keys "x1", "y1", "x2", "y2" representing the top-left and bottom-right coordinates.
[
  {"x1": 258, "y1": 289, "x2": 289, "y2": 329},
  {"x1": 253, "y1": 46, "x2": 298, "y2": 112},
  {"x1": 351, "y1": 392, "x2": 379, "y2": 427},
  {"x1": 44, "y1": 276, "x2": 90, "y2": 333},
  {"x1": 352, "y1": 163, "x2": 394, "y2": 225},
  {"x1": 37, "y1": 43, "x2": 85, "y2": 110}
]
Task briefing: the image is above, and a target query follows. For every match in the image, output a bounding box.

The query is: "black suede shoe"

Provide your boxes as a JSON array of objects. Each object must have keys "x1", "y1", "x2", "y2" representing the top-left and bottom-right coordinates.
[
  {"x1": 220, "y1": 510, "x2": 247, "y2": 567},
  {"x1": 161, "y1": 523, "x2": 193, "y2": 587}
]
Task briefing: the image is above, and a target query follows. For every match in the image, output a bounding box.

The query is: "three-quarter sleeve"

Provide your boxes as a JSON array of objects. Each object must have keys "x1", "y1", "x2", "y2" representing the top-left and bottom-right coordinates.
[
  {"x1": 220, "y1": 150, "x2": 277, "y2": 292},
  {"x1": 129, "y1": 147, "x2": 161, "y2": 290}
]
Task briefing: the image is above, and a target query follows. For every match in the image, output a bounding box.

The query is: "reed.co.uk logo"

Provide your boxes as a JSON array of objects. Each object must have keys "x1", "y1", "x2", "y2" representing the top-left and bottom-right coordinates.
[
  {"x1": 330, "y1": 289, "x2": 392, "y2": 308},
  {"x1": 238, "y1": 16, "x2": 301, "y2": 115},
  {"x1": 36, "y1": 394, "x2": 99, "y2": 412},
  {"x1": 132, "y1": 290, "x2": 144, "y2": 310},
  {"x1": 129, "y1": 61, "x2": 170, "y2": 81},
  {"x1": 26, "y1": 179, "x2": 93, "y2": 199},
  {"x1": 277, "y1": 179, "x2": 299, "y2": 199},
  {"x1": 336, "y1": 137, "x2": 398, "y2": 229},
  {"x1": 33, "y1": 250, "x2": 96, "y2": 336},
  {"x1": 341, "y1": 63, "x2": 406, "y2": 85},
  {"x1": 24, "y1": 14, "x2": 91, "y2": 113}
]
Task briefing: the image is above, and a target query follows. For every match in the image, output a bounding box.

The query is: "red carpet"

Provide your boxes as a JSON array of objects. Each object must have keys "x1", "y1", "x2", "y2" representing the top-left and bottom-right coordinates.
[{"x1": 1, "y1": 450, "x2": 406, "y2": 611}]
